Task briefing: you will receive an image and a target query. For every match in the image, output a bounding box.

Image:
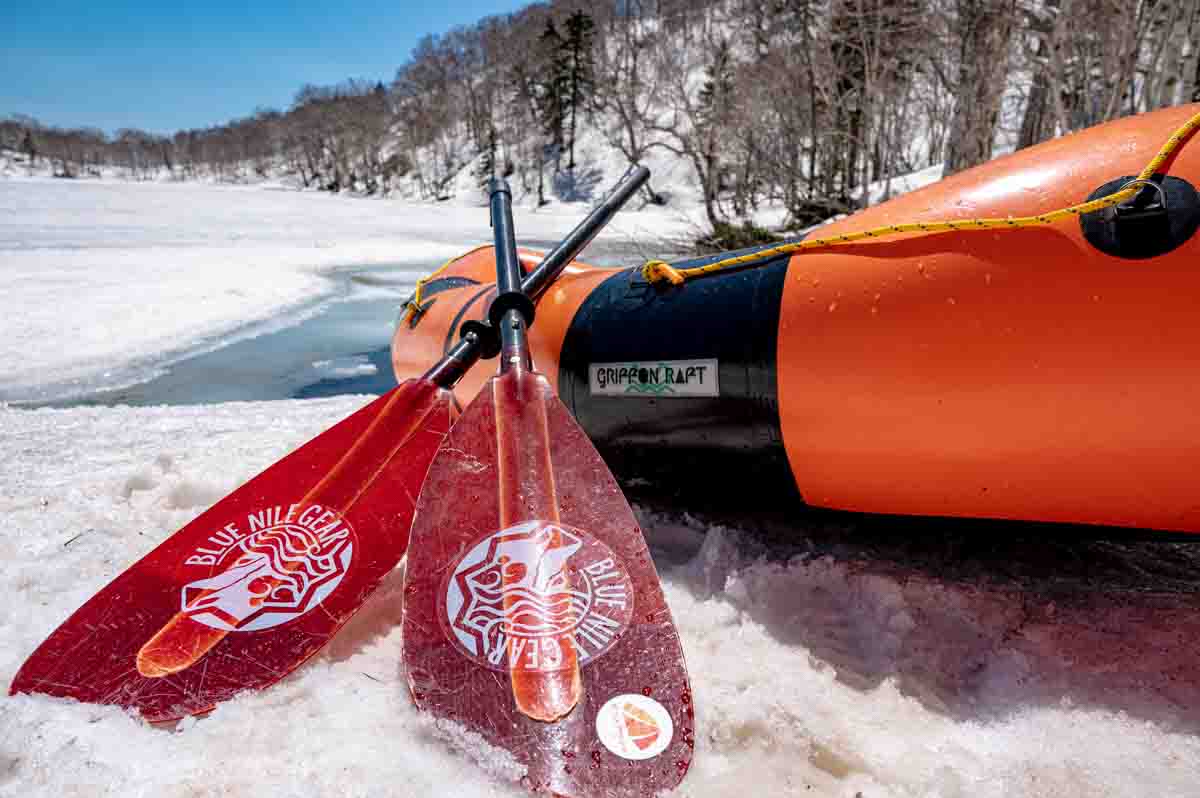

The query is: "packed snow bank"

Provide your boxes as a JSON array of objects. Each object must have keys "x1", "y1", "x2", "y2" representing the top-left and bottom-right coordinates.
[
  {"x1": 0, "y1": 179, "x2": 691, "y2": 403},
  {"x1": 4, "y1": 399, "x2": 1199, "y2": 797}
]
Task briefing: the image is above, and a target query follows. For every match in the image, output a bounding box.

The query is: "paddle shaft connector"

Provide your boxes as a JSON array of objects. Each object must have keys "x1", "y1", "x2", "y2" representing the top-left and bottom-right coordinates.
[
  {"x1": 488, "y1": 178, "x2": 534, "y2": 374},
  {"x1": 422, "y1": 333, "x2": 485, "y2": 387},
  {"x1": 421, "y1": 165, "x2": 651, "y2": 387}
]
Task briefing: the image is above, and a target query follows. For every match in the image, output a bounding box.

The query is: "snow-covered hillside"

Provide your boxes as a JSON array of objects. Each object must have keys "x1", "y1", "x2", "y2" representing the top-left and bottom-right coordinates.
[{"x1": 7, "y1": 0, "x2": 1194, "y2": 247}]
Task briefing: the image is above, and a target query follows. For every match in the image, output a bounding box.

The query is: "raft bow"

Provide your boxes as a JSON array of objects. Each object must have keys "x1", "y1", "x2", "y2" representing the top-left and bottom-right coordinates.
[{"x1": 394, "y1": 105, "x2": 1200, "y2": 534}]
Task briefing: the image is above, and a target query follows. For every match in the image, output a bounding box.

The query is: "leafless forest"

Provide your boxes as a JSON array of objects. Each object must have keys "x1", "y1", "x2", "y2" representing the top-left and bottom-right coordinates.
[{"x1": 4, "y1": 0, "x2": 1199, "y2": 235}]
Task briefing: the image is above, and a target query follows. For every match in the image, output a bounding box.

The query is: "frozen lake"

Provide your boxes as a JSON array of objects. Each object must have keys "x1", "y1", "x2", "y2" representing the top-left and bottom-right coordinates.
[
  {"x1": 27, "y1": 266, "x2": 405, "y2": 406},
  {"x1": 0, "y1": 178, "x2": 674, "y2": 406},
  {"x1": 23, "y1": 240, "x2": 657, "y2": 407}
]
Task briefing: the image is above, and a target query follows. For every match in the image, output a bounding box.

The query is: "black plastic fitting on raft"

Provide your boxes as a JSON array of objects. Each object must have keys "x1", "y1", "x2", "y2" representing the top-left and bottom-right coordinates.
[
  {"x1": 1081, "y1": 175, "x2": 1200, "y2": 259},
  {"x1": 460, "y1": 318, "x2": 501, "y2": 360}
]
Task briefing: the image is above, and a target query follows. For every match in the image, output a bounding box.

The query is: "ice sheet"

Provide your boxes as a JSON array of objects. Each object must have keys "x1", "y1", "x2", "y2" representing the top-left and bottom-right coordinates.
[{"x1": 0, "y1": 179, "x2": 690, "y2": 403}]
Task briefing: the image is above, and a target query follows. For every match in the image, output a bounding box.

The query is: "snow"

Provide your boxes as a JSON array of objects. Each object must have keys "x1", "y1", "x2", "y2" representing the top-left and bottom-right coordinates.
[
  {"x1": 312, "y1": 356, "x2": 379, "y2": 379},
  {"x1": 3, "y1": 179, "x2": 1200, "y2": 797},
  {"x1": 0, "y1": 178, "x2": 692, "y2": 404},
  {"x1": 4, "y1": 400, "x2": 1200, "y2": 797}
]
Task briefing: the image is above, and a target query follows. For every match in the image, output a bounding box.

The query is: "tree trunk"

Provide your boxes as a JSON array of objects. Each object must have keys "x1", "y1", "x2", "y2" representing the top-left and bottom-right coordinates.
[
  {"x1": 1018, "y1": 1, "x2": 1060, "y2": 150},
  {"x1": 943, "y1": 0, "x2": 1017, "y2": 177}
]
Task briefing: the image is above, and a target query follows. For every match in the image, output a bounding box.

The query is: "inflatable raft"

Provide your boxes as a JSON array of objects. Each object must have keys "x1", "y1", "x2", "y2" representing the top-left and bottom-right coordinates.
[{"x1": 392, "y1": 104, "x2": 1200, "y2": 534}]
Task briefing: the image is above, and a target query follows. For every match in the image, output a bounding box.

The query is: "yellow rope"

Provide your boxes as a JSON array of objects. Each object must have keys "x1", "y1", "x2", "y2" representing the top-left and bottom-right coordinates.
[
  {"x1": 642, "y1": 109, "x2": 1200, "y2": 286},
  {"x1": 401, "y1": 244, "x2": 493, "y2": 326}
]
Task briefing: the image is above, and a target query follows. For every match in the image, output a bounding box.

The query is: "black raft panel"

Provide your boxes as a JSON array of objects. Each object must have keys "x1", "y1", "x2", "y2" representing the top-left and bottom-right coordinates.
[{"x1": 557, "y1": 255, "x2": 803, "y2": 509}]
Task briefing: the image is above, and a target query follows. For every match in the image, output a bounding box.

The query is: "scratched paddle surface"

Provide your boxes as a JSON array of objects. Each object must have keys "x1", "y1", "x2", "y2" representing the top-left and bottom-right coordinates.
[
  {"x1": 403, "y1": 370, "x2": 694, "y2": 797},
  {"x1": 11, "y1": 380, "x2": 453, "y2": 722}
]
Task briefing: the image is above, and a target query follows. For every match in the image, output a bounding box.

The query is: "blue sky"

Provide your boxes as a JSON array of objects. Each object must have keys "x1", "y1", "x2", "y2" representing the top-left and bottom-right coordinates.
[{"x1": 3, "y1": 0, "x2": 531, "y2": 135}]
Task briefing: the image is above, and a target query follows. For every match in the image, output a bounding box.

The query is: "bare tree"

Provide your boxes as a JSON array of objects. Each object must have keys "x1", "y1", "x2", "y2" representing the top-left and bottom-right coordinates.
[{"x1": 943, "y1": 0, "x2": 1018, "y2": 176}]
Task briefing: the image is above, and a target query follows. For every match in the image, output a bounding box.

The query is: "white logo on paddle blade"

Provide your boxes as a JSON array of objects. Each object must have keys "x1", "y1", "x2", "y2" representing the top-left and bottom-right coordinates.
[
  {"x1": 443, "y1": 520, "x2": 633, "y2": 671},
  {"x1": 596, "y1": 694, "x2": 674, "y2": 760},
  {"x1": 180, "y1": 504, "x2": 354, "y2": 632}
]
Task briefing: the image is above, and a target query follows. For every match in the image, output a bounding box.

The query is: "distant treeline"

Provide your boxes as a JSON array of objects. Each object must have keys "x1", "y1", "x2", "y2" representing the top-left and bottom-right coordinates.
[{"x1": 4, "y1": 0, "x2": 1199, "y2": 231}]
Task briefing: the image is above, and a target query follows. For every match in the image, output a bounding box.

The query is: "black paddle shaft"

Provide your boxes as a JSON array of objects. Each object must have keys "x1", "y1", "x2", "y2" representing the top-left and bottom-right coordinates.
[
  {"x1": 489, "y1": 178, "x2": 534, "y2": 375},
  {"x1": 422, "y1": 166, "x2": 650, "y2": 387}
]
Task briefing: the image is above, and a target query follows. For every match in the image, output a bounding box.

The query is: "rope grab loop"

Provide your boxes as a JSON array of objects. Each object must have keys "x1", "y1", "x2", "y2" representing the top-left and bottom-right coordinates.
[
  {"x1": 639, "y1": 109, "x2": 1200, "y2": 286},
  {"x1": 401, "y1": 244, "x2": 493, "y2": 326}
]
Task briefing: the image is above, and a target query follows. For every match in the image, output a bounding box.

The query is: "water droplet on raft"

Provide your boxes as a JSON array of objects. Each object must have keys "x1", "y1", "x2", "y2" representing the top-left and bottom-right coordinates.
[
  {"x1": 985, "y1": 273, "x2": 992, "y2": 285},
  {"x1": 946, "y1": 297, "x2": 956, "y2": 305},
  {"x1": 827, "y1": 301, "x2": 838, "y2": 312}
]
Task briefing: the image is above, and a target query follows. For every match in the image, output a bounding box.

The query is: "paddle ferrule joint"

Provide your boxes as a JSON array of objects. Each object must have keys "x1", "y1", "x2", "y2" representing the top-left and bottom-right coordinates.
[
  {"x1": 423, "y1": 334, "x2": 484, "y2": 387},
  {"x1": 489, "y1": 177, "x2": 534, "y2": 375},
  {"x1": 424, "y1": 167, "x2": 651, "y2": 387},
  {"x1": 498, "y1": 312, "x2": 532, "y2": 373}
]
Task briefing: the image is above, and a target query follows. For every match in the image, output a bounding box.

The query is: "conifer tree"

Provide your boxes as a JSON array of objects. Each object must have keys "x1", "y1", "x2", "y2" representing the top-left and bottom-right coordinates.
[
  {"x1": 21, "y1": 129, "x2": 37, "y2": 165},
  {"x1": 474, "y1": 123, "x2": 497, "y2": 191},
  {"x1": 562, "y1": 10, "x2": 596, "y2": 170},
  {"x1": 536, "y1": 19, "x2": 568, "y2": 169},
  {"x1": 512, "y1": 60, "x2": 549, "y2": 206}
]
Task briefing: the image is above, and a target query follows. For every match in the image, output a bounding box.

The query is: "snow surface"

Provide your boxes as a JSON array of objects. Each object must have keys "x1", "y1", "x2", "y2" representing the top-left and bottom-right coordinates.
[
  {"x1": 0, "y1": 179, "x2": 691, "y2": 404},
  {"x1": 312, "y1": 356, "x2": 379, "y2": 379},
  {"x1": 4, "y1": 399, "x2": 1200, "y2": 797},
  {"x1": 4, "y1": 178, "x2": 1199, "y2": 797}
]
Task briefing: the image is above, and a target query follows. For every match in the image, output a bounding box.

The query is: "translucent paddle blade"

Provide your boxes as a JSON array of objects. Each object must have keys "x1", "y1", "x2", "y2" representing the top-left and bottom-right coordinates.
[
  {"x1": 403, "y1": 370, "x2": 693, "y2": 797},
  {"x1": 11, "y1": 379, "x2": 454, "y2": 722}
]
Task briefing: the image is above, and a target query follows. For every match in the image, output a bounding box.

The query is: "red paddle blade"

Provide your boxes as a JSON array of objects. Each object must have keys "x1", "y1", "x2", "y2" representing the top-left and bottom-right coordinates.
[
  {"x1": 403, "y1": 369, "x2": 693, "y2": 797},
  {"x1": 11, "y1": 378, "x2": 454, "y2": 722}
]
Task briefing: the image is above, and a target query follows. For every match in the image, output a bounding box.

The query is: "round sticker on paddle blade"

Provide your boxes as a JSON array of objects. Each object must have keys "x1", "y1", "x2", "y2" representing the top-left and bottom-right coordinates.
[{"x1": 596, "y1": 694, "x2": 675, "y2": 760}]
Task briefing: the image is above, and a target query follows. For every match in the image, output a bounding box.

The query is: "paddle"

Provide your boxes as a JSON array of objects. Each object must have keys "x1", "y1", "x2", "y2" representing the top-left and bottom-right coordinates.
[
  {"x1": 10, "y1": 166, "x2": 652, "y2": 723},
  {"x1": 402, "y1": 179, "x2": 693, "y2": 797}
]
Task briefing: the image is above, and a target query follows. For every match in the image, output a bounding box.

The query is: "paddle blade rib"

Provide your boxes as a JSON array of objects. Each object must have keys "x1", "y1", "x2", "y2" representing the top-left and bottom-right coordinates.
[
  {"x1": 403, "y1": 371, "x2": 693, "y2": 797},
  {"x1": 492, "y1": 367, "x2": 583, "y2": 722},
  {"x1": 11, "y1": 379, "x2": 454, "y2": 722}
]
